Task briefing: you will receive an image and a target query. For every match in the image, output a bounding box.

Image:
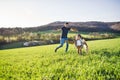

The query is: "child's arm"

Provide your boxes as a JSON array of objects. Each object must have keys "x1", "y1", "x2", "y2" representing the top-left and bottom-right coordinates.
[
  {"x1": 74, "y1": 40, "x2": 77, "y2": 47},
  {"x1": 83, "y1": 39, "x2": 88, "y2": 47},
  {"x1": 84, "y1": 41, "x2": 88, "y2": 48},
  {"x1": 85, "y1": 42, "x2": 88, "y2": 47}
]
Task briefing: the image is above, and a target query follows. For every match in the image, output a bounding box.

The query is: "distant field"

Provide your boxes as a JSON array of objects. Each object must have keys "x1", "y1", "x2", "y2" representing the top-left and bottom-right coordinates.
[
  {"x1": 37, "y1": 30, "x2": 118, "y2": 38},
  {"x1": 0, "y1": 38, "x2": 120, "y2": 80},
  {"x1": 1, "y1": 30, "x2": 118, "y2": 50}
]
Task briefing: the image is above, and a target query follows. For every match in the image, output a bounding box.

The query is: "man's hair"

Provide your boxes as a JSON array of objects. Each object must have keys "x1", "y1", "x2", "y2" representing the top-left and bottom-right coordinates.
[{"x1": 65, "y1": 22, "x2": 69, "y2": 24}]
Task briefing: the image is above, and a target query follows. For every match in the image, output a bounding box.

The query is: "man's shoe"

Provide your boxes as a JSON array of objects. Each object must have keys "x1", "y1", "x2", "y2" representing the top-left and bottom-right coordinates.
[{"x1": 55, "y1": 49, "x2": 57, "y2": 52}]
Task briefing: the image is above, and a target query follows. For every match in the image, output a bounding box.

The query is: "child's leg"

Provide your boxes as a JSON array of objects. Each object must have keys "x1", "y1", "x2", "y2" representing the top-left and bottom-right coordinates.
[
  {"x1": 79, "y1": 48, "x2": 82, "y2": 55},
  {"x1": 86, "y1": 46, "x2": 88, "y2": 53},
  {"x1": 77, "y1": 46, "x2": 80, "y2": 54},
  {"x1": 78, "y1": 48, "x2": 80, "y2": 54}
]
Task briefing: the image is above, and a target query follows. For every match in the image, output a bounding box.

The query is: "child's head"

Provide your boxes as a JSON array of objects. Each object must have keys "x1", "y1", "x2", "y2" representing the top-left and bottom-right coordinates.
[
  {"x1": 78, "y1": 34, "x2": 82, "y2": 38},
  {"x1": 75, "y1": 34, "x2": 82, "y2": 40}
]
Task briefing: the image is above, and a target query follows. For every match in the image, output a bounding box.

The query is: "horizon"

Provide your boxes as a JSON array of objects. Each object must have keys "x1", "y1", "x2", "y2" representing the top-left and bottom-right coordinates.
[
  {"x1": 0, "y1": 0, "x2": 120, "y2": 28},
  {"x1": 0, "y1": 21, "x2": 120, "y2": 28}
]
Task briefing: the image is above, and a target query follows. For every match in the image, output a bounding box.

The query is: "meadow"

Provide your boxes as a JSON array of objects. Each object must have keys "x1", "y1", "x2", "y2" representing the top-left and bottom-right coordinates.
[
  {"x1": 0, "y1": 30, "x2": 117, "y2": 50},
  {"x1": 0, "y1": 38, "x2": 120, "y2": 80}
]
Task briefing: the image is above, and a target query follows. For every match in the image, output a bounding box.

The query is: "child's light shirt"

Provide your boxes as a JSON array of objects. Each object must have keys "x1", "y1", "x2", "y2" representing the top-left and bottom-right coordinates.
[{"x1": 76, "y1": 39, "x2": 83, "y2": 46}]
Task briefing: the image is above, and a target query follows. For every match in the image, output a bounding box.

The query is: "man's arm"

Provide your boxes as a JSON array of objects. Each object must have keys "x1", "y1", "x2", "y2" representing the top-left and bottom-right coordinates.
[{"x1": 70, "y1": 28, "x2": 78, "y2": 32}]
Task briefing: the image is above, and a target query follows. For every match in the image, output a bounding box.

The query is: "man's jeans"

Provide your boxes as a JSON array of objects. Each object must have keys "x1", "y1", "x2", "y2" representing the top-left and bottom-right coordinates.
[{"x1": 55, "y1": 38, "x2": 69, "y2": 52}]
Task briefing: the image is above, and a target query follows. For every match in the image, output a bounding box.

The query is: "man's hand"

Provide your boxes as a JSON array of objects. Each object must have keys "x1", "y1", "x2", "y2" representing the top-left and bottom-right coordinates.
[{"x1": 70, "y1": 28, "x2": 78, "y2": 32}]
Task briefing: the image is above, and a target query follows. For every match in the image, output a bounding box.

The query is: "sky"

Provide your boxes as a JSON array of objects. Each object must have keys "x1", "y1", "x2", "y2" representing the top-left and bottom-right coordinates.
[{"x1": 0, "y1": 0, "x2": 120, "y2": 28}]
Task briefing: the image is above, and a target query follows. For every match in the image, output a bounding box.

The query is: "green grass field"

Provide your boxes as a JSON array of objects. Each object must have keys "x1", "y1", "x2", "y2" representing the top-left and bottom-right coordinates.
[{"x1": 0, "y1": 38, "x2": 120, "y2": 80}]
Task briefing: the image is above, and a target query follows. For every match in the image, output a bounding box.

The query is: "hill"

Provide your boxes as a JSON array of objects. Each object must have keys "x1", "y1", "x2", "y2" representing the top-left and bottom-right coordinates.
[
  {"x1": 24, "y1": 21, "x2": 120, "y2": 33},
  {"x1": 0, "y1": 38, "x2": 120, "y2": 79},
  {"x1": 0, "y1": 21, "x2": 120, "y2": 36}
]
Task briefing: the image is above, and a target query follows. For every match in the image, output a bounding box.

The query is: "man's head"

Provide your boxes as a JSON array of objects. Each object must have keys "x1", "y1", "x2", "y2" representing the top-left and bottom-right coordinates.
[{"x1": 64, "y1": 22, "x2": 69, "y2": 27}]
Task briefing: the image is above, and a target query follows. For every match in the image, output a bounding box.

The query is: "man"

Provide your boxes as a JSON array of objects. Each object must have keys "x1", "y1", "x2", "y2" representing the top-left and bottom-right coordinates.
[{"x1": 55, "y1": 22, "x2": 71, "y2": 52}]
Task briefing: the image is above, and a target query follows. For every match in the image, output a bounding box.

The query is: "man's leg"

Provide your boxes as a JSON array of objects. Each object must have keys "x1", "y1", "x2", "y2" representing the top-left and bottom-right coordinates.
[
  {"x1": 55, "y1": 43, "x2": 63, "y2": 52},
  {"x1": 65, "y1": 40, "x2": 69, "y2": 52},
  {"x1": 55, "y1": 38, "x2": 64, "y2": 52}
]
